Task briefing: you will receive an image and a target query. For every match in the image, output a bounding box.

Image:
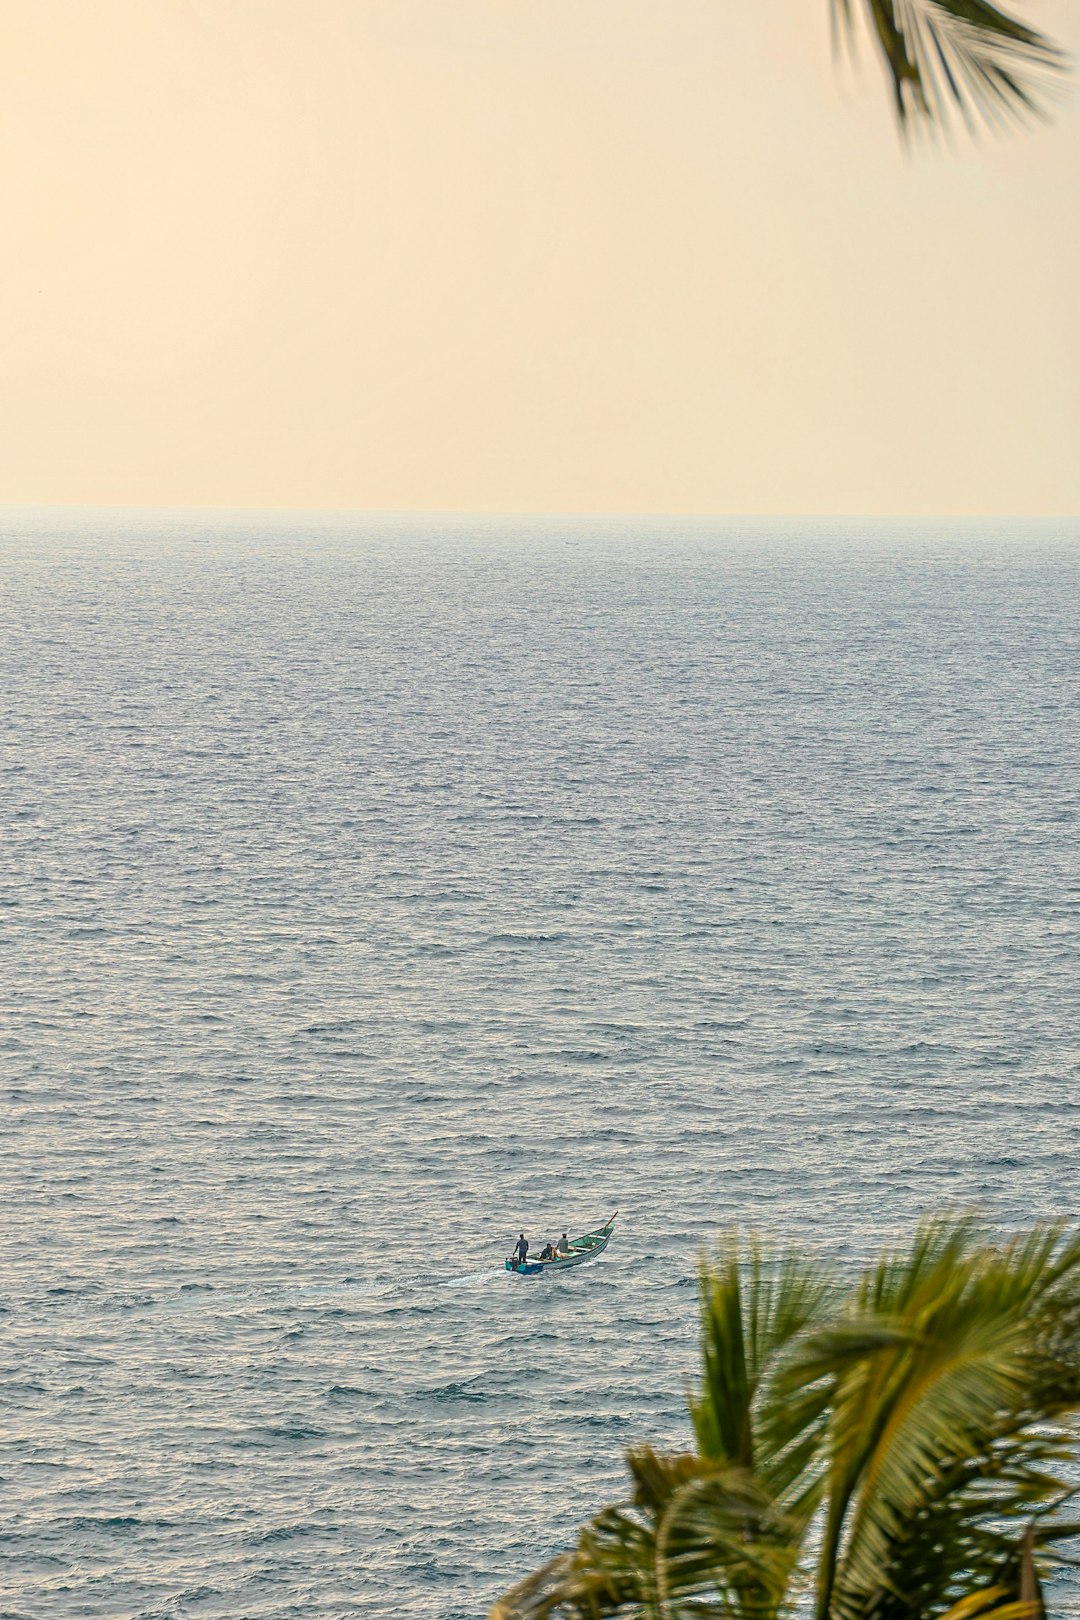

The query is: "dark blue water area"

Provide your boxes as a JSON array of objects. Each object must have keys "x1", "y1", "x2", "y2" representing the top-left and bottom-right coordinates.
[{"x1": 1, "y1": 511, "x2": 1079, "y2": 1617}]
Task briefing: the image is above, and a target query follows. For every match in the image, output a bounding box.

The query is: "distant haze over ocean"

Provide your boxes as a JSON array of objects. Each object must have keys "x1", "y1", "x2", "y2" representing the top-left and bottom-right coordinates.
[{"x1": 2, "y1": 513, "x2": 1079, "y2": 1617}]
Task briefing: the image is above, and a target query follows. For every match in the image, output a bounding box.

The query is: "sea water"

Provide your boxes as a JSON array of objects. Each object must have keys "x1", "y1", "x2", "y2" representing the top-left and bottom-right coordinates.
[{"x1": 2, "y1": 512, "x2": 1079, "y2": 1618}]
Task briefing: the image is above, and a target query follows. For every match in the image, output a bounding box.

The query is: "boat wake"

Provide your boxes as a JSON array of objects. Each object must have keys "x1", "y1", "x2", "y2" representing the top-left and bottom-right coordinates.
[{"x1": 438, "y1": 1267, "x2": 508, "y2": 1290}]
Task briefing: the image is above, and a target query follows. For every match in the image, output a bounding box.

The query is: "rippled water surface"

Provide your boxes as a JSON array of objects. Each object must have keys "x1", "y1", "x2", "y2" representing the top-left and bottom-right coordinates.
[{"x1": 2, "y1": 513, "x2": 1080, "y2": 1618}]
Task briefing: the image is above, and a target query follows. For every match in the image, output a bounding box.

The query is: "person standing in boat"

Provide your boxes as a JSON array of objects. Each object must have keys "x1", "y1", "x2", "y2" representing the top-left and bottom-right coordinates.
[{"x1": 513, "y1": 1233, "x2": 529, "y2": 1268}]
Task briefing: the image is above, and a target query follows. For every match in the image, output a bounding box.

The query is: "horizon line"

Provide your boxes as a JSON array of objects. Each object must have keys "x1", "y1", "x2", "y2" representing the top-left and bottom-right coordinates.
[{"x1": 2, "y1": 503, "x2": 1078, "y2": 524}]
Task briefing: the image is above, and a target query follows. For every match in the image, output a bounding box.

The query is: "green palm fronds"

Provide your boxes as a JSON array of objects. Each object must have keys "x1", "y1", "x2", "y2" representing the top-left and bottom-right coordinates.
[
  {"x1": 831, "y1": 0, "x2": 1068, "y2": 131},
  {"x1": 491, "y1": 1216, "x2": 1080, "y2": 1620},
  {"x1": 806, "y1": 1218, "x2": 1080, "y2": 1620}
]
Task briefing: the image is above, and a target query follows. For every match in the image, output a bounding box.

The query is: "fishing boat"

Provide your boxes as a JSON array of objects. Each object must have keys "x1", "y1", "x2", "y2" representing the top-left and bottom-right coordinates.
[{"x1": 505, "y1": 1213, "x2": 617, "y2": 1276}]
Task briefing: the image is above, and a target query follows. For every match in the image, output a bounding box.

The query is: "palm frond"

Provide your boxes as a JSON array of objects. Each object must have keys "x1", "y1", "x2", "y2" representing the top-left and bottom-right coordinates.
[
  {"x1": 690, "y1": 1235, "x2": 835, "y2": 1494},
  {"x1": 490, "y1": 1552, "x2": 578, "y2": 1620},
  {"x1": 833, "y1": 1313, "x2": 1027, "y2": 1609},
  {"x1": 831, "y1": 0, "x2": 1068, "y2": 132},
  {"x1": 812, "y1": 1217, "x2": 1080, "y2": 1620},
  {"x1": 939, "y1": 1594, "x2": 1042, "y2": 1620},
  {"x1": 491, "y1": 1451, "x2": 808, "y2": 1620}
]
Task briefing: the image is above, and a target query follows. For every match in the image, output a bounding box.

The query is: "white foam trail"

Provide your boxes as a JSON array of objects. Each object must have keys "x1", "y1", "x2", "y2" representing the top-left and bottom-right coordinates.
[{"x1": 438, "y1": 1268, "x2": 507, "y2": 1289}]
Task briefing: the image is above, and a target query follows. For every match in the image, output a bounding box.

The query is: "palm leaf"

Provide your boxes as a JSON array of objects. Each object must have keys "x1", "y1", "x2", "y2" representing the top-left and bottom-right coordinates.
[
  {"x1": 690, "y1": 1235, "x2": 835, "y2": 1502},
  {"x1": 831, "y1": 0, "x2": 1067, "y2": 132},
  {"x1": 492, "y1": 1452, "x2": 807, "y2": 1619},
  {"x1": 808, "y1": 1217, "x2": 1080, "y2": 1620},
  {"x1": 939, "y1": 1593, "x2": 1043, "y2": 1620}
]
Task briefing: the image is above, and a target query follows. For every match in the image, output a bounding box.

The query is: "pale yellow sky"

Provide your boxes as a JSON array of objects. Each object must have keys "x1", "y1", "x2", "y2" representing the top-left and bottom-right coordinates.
[{"x1": 1, "y1": 0, "x2": 1077, "y2": 514}]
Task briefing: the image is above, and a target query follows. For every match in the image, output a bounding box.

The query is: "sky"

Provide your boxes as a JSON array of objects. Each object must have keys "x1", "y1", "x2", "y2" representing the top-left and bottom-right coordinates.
[{"x1": 1, "y1": 0, "x2": 1078, "y2": 515}]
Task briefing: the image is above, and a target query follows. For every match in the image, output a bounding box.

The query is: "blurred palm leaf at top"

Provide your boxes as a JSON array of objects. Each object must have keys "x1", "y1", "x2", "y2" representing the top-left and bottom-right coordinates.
[{"x1": 833, "y1": 0, "x2": 1067, "y2": 131}]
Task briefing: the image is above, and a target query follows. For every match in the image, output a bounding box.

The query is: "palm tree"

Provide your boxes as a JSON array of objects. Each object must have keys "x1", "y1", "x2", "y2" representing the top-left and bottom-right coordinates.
[
  {"x1": 831, "y1": 2, "x2": 1067, "y2": 133},
  {"x1": 491, "y1": 1217, "x2": 1080, "y2": 1620}
]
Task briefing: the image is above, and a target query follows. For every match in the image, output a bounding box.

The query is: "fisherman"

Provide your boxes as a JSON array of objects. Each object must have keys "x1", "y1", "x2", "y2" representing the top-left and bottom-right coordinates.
[
  {"x1": 513, "y1": 1233, "x2": 529, "y2": 1269},
  {"x1": 556, "y1": 1232, "x2": 571, "y2": 1255},
  {"x1": 539, "y1": 1241, "x2": 555, "y2": 1261}
]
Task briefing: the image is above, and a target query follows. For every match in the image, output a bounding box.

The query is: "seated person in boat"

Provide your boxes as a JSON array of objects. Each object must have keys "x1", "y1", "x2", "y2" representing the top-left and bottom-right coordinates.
[
  {"x1": 556, "y1": 1232, "x2": 571, "y2": 1255},
  {"x1": 539, "y1": 1241, "x2": 555, "y2": 1260}
]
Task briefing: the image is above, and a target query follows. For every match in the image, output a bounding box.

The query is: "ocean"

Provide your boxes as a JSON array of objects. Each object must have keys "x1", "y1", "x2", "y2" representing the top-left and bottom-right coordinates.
[{"x1": 2, "y1": 512, "x2": 1079, "y2": 1618}]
